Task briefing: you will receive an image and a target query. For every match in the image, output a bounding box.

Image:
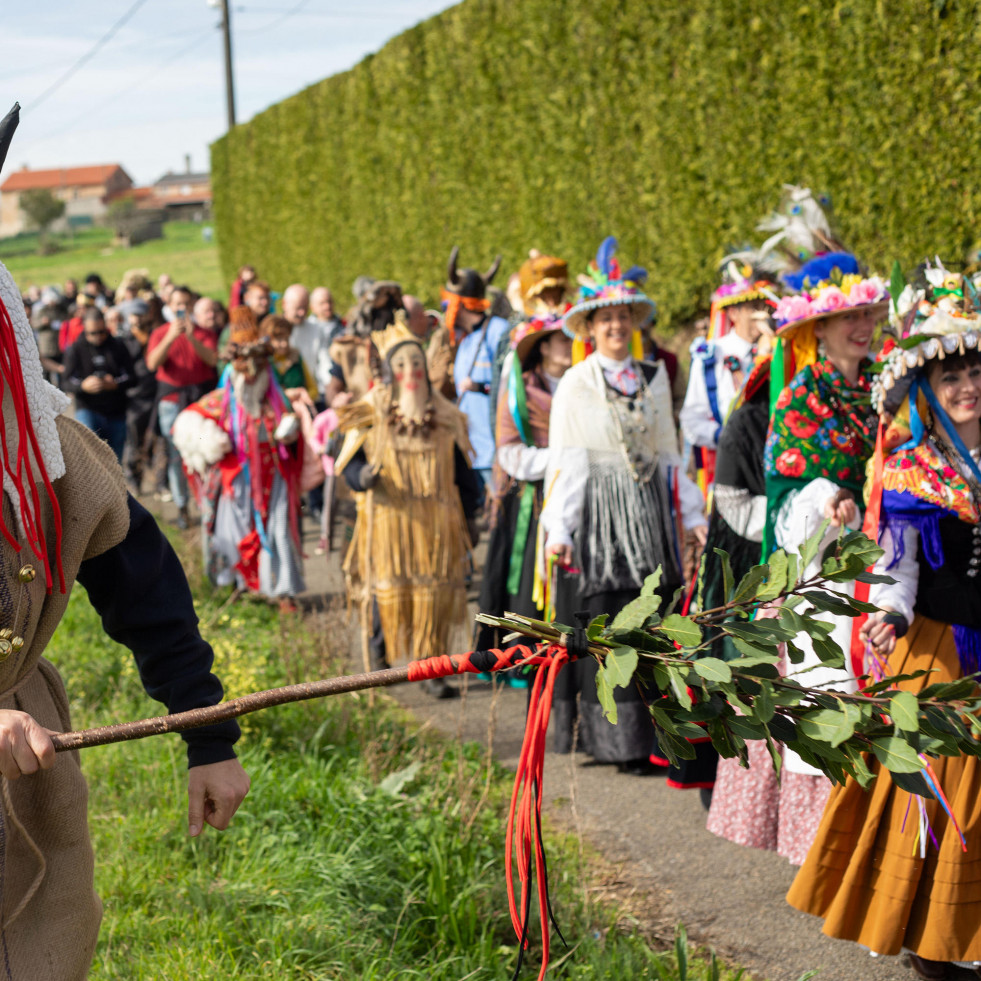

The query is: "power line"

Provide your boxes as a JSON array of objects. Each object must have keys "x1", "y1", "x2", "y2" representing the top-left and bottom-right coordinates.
[
  {"x1": 238, "y1": 0, "x2": 312, "y2": 35},
  {"x1": 24, "y1": 0, "x2": 153, "y2": 112},
  {"x1": 17, "y1": 30, "x2": 217, "y2": 153}
]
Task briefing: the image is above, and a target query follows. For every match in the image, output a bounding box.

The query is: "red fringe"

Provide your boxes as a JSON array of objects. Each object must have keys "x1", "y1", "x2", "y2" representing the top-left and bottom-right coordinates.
[
  {"x1": 406, "y1": 641, "x2": 575, "y2": 978},
  {"x1": 0, "y1": 299, "x2": 64, "y2": 593}
]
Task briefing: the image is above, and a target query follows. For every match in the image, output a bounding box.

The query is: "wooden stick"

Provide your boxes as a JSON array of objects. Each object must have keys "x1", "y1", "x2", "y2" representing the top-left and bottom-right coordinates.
[{"x1": 51, "y1": 666, "x2": 410, "y2": 753}]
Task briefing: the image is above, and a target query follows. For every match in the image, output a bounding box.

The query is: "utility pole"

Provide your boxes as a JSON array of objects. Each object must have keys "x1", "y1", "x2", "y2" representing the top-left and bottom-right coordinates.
[{"x1": 210, "y1": 0, "x2": 236, "y2": 130}]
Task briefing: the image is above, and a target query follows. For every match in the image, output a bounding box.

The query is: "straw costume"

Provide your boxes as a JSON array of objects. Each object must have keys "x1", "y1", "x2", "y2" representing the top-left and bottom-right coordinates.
[
  {"x1": 707, "y1": 259, "x2": 889, "y2": 863},
  {"x1": 173, "y1": 308, "x2": 305, "y2": 602},
  {"x1": 788, "y1": 265, "x2": 981, "y2": 975},
  {"x1": 0, "y1": 104, "x2": 242, "y2": 979},
  {"x1": 541, "y1": 238, "x2": 705, "y2": 767},
  {"x1": 336, "y1": 336, "x2": 480, "y2": 664}
]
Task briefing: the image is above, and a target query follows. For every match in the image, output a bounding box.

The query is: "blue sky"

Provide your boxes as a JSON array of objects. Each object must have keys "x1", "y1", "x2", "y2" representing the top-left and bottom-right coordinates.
[{"x1": 4, "y1": 0, "x2": 458, "y2": 185}]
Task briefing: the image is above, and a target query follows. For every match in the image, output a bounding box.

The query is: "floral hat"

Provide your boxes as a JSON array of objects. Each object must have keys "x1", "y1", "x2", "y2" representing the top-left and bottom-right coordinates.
[
  {"x1": 708, "y1": 260, "x2": 779, "y2": 340},
  {"x1": 514, "y1": 308, "x2": 569, "y2": 367},
  {"x1": 872, "y1": 262, "x2": 981, "y2": 415},
  {"x1": 773, "y1": 273, "x2": 889, "y2": 339},
  {"x1": 562, "y1": 237, "x2": 655, "y2": 339}
]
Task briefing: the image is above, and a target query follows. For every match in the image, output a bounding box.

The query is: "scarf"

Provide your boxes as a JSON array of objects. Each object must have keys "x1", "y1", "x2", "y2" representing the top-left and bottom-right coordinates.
[{"x1": 763, "y1": 359, "x2": 877, "y2": 555}]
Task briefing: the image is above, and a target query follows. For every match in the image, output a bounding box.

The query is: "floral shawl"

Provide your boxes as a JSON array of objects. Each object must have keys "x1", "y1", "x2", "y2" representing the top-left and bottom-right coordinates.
[{"x1": 763, "y1": 359, "x2": 877, "y2": 553}]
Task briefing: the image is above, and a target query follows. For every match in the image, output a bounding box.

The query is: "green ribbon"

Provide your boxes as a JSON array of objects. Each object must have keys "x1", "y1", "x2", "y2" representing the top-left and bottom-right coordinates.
[{"x1": 507, "y1": 482, "x2": 536, "y2": 595}]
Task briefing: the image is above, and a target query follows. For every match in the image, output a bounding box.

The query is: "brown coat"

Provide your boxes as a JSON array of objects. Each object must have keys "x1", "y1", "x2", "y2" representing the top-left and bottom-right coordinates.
[{"x1": 0, "y1": 417, "x2": 128, "y2": 979}]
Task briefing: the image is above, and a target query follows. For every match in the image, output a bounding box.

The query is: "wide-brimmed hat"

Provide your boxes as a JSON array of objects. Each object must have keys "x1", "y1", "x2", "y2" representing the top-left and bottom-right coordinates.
[
  {"x1": 562, "y1": 237, "x2": 655, "y2": 340},
  {"x1": 772, "y1": 273, "x2": 889, "y2": 341},
  {"x1": 873, "y1": 263, "x2": 981, "y2": 414},
  {"x1": 514, "y1": 310, "x2": 568, "y2": 367}
]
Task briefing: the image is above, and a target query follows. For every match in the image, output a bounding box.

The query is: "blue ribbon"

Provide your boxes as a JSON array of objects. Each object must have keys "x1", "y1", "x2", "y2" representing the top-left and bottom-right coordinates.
[{"x1": 915, "y1": 376, "x2": 981, "y2": 486}]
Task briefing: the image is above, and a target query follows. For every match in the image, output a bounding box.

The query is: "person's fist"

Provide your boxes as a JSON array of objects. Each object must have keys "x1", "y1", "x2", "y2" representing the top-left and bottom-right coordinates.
[{"x1": 0, "y1": 710, "x2": 56, "y2": 780}]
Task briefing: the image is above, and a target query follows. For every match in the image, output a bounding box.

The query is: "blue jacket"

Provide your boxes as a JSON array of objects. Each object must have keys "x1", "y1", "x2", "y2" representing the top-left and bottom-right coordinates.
[{"x1": 454, "y1": 315, "x2": 511, "y2": 470}]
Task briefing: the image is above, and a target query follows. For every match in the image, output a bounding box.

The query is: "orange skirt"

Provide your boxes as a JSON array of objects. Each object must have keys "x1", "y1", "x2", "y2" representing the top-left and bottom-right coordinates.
[{"x1": 786, "y1": 615, "x2": 981, "y2": 961}]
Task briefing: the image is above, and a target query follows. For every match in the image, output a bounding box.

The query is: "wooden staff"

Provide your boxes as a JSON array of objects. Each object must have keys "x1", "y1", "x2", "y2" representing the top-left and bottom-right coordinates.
[{"x1": 51, "y1": 666, "x2": 410, "y2": 753}]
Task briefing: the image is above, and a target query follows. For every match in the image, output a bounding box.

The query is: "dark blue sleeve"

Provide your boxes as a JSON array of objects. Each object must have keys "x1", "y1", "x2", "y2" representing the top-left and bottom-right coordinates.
[
  {"x1": 342, "y1": 447, "x2": 369, "y2": 491},
  {"x1": 454, "y1": 445, "x2": 482, "y2": 518},
  {"x1": 75, "y1": 495, "x2": 240, "y2": 767}
]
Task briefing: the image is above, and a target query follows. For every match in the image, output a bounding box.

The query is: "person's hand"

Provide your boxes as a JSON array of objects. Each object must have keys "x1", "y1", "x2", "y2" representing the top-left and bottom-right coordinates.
[
  {"x1": 547, "y1": 542, "x2": 574, "y2": 568},
  {"x1": 691, "y1": 524, "x2": 708, "y2": 548},
  {"x1": 458, "y1": 377, "x2": 477, "y2": 394},
  {"x1": 80, "y1": 375, "x2": 104, "y2": 393},
  {"x1": 187, "y1": 758, "x2": 250, "y2": 837},
  {"x1": 100, "y1": 376, "x2": 118, "y2": 391},
  {"x1": 330, "y1": 390, "x2": 353, "y2": 409},
  {"x1": 0, "y1": 710, "x2": 56, "y2": 780},
  {"x1": 285, "y1": 387, "x2": 313, "y2": 408},
  {"x1": 823, "y1": 488, "x2": 857, "y2": 528},
  {"x1": 860, "y1": 610, "x2": 898, "y2": 657}
]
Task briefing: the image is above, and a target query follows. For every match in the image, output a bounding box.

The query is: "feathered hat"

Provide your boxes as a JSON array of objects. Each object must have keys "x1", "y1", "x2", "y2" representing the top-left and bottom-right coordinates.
[
  {"x1": 223, "y1": 306, "x2": 271, "y2": 363},
  {"x1": 562, "y1": 237, "x2": 654, "y2": 353},
  {"x1": 872, "y1": 261, "x2": 981, "y2": 417}
]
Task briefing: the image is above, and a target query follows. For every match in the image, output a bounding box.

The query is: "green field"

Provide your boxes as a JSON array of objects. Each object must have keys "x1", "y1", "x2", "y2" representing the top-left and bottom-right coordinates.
[
  {"x1": 1, "y1": 222, "x2": 225, "y2": 299},
  {"x1": 43, "y1": 525, "x2": 754, "y2": 981}
]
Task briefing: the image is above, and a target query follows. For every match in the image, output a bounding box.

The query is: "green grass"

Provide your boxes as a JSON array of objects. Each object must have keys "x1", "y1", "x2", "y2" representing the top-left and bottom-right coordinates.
[
  {"x1": 2, "y1": 221, "x2": 224, "y2": 299},
  {"x1": 45, "y1": 527, "x2": 755, "y2": 980}
]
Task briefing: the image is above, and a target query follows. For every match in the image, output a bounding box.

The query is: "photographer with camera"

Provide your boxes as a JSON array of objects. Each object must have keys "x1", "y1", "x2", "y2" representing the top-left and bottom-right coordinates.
[
  {"x1": 146, "y1": 285, "x2": 219, "y2": 528},
  {"x1": 63, "y1": 307, "x2": 135, "y2": 462}
]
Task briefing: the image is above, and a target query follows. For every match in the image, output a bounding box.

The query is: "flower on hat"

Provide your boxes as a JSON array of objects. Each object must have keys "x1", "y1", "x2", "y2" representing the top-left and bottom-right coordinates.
[
  {"x1": 812, "y1": 286, "x2": 849, "y2": 313},
  {"x1": 774, "y1": 294, "x2": 813, "y2": 326},
  {"x1": 848, "y1": 277, "x2": 887, "y2": 305}
]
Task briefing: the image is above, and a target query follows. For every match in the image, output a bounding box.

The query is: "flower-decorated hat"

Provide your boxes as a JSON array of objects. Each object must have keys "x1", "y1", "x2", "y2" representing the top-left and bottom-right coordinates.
[
  {"x1": 562, "y1": 237, "x2": 655, "y2": 340},
  {"x1": 772, "y1": 269, "x2": 889, "y2": 341},
  {"x1": 872, "y1": 261, "x2": 981, "y2": 415},
  {"x1": 514, "y1": 308, "x2": 569, "y2": 368},
  {"x1": 708, "y1": 260, "x2": 779, "y2": 340}
]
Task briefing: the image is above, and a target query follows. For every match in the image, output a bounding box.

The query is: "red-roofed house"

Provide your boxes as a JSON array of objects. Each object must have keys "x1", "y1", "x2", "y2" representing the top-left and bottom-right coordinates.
[{"x1": 0, "y1": 163, "x2": 133, "y2": 237}]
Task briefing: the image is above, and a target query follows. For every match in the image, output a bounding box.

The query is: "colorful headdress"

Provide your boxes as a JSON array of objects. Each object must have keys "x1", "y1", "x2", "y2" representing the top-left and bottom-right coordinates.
[
  {"x1": 708, "y1": 260, "x2": 779, "y2": 340},
  {"x1": 517, "y1": 251, "x2": 570, "y2": 316},
  {"x1": 514, "y1": 309, "x2": 568, "y2": 368},
  {"x1": 872, "y1": 261, "x2": 981, "y2": 417},
  {"x1": 223, "y1": 306, "x2": 272, "y2": 363},
  {"x1": 561, "y1": 237, "x2": 654, "y2": 357}
]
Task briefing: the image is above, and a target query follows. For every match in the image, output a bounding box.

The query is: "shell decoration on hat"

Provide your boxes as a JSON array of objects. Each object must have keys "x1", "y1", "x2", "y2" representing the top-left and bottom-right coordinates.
[
  {"x1": 872, "y1": 261, "x2": 981, "y2": 414},
  {"x1": 561, "y1": 236, "x2": 655, "y2": 341}
]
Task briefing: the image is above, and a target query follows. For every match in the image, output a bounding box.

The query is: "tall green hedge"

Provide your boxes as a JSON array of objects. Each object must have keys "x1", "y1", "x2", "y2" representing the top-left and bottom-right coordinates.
[{"x1": 211, "y1": 0, "x2": 981, "y2": 327}]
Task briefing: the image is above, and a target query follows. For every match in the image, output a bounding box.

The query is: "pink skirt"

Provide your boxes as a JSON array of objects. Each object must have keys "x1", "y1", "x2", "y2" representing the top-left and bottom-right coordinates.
[{"x1": 706, "y1": 739, "x2": 830, "y2": 867}]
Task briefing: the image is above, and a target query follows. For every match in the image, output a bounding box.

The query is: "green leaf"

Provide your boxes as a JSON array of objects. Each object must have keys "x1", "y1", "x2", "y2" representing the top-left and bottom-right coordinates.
[
  {"x1": 732, "y1": 565, "x2": 768, "y2": 605},
  {"x1": 595, "y1": 667, "x2": 618, "y2": 724},
  {"x1": 612, "y1": 595, "x2": 661, "y2": 631},
  {"x1": 655, "y1": 727, "x2": 696, "y2": 762},
  {"x1": 800, "y1": 590, "x2": 861, "y2": 617},
  {"x1": 798, "y1": 708, "x2": 849, "y2": 744},
  {"x1": 799, "y1": 518, "x2": 831, "y2": 568},
  {"x1": 604, "y1": 645, "x2": 638, "y2": 690},
  {"x1": 714, "y1": 547, "x2": 734, "y2": 603},
  {"x1": 660, "y1": 614, "x2": 702, "y2": 648},
  {"x1": 829, "y1": 702, "x2": 861, "y2": 747},
  {"x1": 640, "y1": 568, "x2": 662, "y2": 597},
  {"x1": 727, "y1": 715, "x2": 767, "y2": 740},
  {"x1": 889, "y1": 691, "x2": 920, "y2": 732},
  {"x1": 756, "y1": 549, "x2": 788, "y2": 602},
  {"x1": 666, "y1": 665, "x2": 693, "y2": 710},
  {"x1": 586, "y1": 614, "x2": 609, "y2": 641},
  {"x1": 871, "y1": 736, "x2": 924, "y2": 773},
  {"x1": 754, "y1": 683, "x2": 775, "y2": 723},
  {"x1": 692, "y1": 657, "x2": 732, "y2": 683},
  {"x1": 763, "y1": 727, "x2": 783, "y2": 779},
  {"x1": 651, "y1": 705, "x2": 679, "y2": 734}
]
